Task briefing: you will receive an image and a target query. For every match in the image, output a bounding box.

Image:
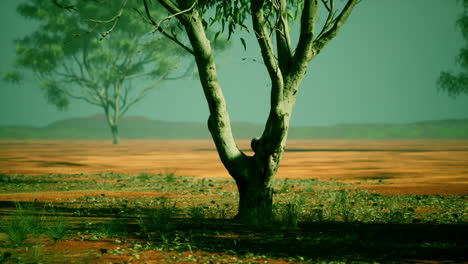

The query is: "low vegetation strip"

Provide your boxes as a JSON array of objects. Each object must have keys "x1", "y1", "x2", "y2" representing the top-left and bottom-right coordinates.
[{"x1": 0, "y1": 172, "x2": 467, "y2": 263}]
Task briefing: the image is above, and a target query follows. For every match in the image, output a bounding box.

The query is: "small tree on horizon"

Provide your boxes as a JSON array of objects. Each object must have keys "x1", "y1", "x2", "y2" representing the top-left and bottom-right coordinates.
[{"x1": 6, "y1": 0, "x2": 192, "y2": 144}]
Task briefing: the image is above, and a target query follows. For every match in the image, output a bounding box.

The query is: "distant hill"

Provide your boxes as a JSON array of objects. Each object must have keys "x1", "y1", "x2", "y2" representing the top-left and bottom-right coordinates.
[{"x1": 1, "y1": 115, "x2": 468, "y2": 139}]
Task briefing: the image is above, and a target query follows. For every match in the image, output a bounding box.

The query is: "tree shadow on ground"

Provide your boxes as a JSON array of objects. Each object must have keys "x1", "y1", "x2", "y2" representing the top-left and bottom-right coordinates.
[
  {"x1": 167, "y1": 220, "x2": 468, "y2": 263},
  {"x1": 1, "y1": 202, "x2": 466, "y2": 263}
]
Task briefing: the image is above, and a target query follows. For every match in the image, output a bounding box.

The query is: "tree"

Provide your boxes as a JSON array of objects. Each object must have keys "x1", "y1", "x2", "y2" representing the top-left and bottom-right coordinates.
[
  {"x1": 56, "y1": 0, "x2": 359, "y2": 223},
  {"x1": 8, "y1": 0, "x2": 189, "y2": 144},
  {"x1": 158, "y1": 0, "x2": 359, "y2": 224},
  {"x1": 438, "y1": 0, "x2": 468, "y2": 96}
]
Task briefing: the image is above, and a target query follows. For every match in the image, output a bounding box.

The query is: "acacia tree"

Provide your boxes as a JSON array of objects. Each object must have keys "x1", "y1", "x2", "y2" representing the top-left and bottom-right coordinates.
[
  {"x1": 155, "y1": 0, "x2": 359, "y2": 223},
  {"x1": 57, "y1": 0, "x2": 359, "y2": 223},
  {"x1": 438, "y1": 0, "x2": 468, "y2": 96},
  {"x1": 9, "y1": 0, "x2": 189, "y2": 144}
]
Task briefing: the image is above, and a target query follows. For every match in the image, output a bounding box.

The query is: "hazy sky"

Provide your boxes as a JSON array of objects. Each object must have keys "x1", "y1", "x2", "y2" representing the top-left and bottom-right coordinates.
[{"x1": 1, "y1": 0, "x2": 467, "y2": 127}]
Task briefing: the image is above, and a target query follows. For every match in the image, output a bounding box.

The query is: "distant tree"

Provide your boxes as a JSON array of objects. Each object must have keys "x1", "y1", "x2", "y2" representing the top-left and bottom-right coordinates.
[
  {"x1": 55, "y1": 0, "x2": 359, "y2": 223},
  {"x1": 438, "y1": 0, "x2": 468, "y2": 96},
  {"x1": 7, "y1": 0, "x2": 191, "y2": 144}
]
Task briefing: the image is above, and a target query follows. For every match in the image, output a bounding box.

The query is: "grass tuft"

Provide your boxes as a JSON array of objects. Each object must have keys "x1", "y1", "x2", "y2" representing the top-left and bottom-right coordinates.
[
  {"x1": 188, "y1": 205, "x2": 206, "y2": 223},
  {"x1": 41, "y1": 205, "x2": 70, "y2": 242},
  {"x1": 138, "y1": 197, "x2": 178, "y2": 241},
  {"x1": 0, "y1": 203, "x2": 42, "y2": 246},
  {"x1": 96, "y1": 219, "x2": 127, "y2": 238}
]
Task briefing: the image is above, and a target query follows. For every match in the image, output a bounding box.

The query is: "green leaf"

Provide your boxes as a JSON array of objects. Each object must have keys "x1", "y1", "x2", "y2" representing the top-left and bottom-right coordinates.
[
  {"x1": 214, "y1": 31, "x2": 221, "y2": 43},
  {"x1": 240, "y1": 37, "x2": 246, "y2": 51}
]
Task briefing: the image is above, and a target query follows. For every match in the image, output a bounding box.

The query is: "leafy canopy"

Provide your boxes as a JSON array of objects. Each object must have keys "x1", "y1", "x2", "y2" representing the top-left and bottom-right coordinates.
[{"x1": 12, "y1": 0, "x2": 186, "y2": 111}]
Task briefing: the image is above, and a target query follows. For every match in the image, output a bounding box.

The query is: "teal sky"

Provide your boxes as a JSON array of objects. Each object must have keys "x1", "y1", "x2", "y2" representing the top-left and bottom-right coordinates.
[{"x1": 0, "y1": 0, "x2": 467, "y2": 127}]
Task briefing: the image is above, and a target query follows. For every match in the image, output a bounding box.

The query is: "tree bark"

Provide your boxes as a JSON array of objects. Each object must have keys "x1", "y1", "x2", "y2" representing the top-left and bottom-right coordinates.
[
  {"x1": 104, "y1": 109, "x2": 120, "y2": 145},
  {"x1": 235, "y1": 175, "x2": 274, "y2": 224},
  {"x1": 234, "y1": 150, "x2": 283, "y2": 224},
  {"x1": 110, "y1": 124, "x2": 120, "y2": 145}
]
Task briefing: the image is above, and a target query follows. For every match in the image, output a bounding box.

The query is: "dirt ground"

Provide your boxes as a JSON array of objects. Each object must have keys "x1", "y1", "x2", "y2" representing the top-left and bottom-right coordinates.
[
  {"x1": 1, "y1": 139, "x2": 467, "y2": 263},
  {"x1": 1, "y1": 139, "x2": 468, "y2": 195}
]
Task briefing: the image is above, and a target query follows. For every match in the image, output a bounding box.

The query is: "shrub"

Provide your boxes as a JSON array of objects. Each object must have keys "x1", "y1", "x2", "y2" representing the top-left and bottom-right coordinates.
[
  {"x1": 137, "y1": 172, "x2": 151, "y2": 182},
  {"x1": 164, "y1": 172, "x2": 176, "y2": 183},
  {"x1": 0, "y1": 203, "x2": 42, "y2": 246},
  {"x1": 43, "y1": 206, "x2": 70, "y2": 242}
]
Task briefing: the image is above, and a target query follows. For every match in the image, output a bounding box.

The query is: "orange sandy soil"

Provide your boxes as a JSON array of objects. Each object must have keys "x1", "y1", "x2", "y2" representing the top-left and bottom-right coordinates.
[
  {"x1": 1, "y1": 139, "x2": 467, "y2": 264},
  {"x1": 1, "y1": 139, "x2": 467, "y2": 195},
  {"x1": 0, "y1": 237, "x2": 294, "y2": 264}
]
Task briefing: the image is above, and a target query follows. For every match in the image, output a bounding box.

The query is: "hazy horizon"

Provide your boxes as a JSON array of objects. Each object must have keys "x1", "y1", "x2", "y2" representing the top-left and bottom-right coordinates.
[
  {"x1": 1, "y1": 113, "x2": 468, "y2": 129},
  {"x1": 1, "y1": 0, "x2": 468, "y2": 127}
]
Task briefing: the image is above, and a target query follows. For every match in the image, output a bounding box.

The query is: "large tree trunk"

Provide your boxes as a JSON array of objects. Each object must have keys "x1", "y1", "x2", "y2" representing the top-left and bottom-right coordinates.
[
  {"x1": 236, "y1": 177, "x2": 274, "y2": 224},
  {"x1": 104, "y1": 110, "x2": 120, "y2": 145},
  {"x1": 233, "y1": 130, "x2": 287, "y2": 224},
  {"x1": 234, "y1": 166, "x2": 276, "y2": 224},
  {"x1": 110, "y1": 124, "x2": 120, "y2": 145}
]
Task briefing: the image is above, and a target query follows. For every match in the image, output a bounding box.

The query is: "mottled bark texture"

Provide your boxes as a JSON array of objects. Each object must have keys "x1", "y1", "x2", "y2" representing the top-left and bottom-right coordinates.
[{"x1": 157, "y1": 0, "x2": 358, "y2": 224}]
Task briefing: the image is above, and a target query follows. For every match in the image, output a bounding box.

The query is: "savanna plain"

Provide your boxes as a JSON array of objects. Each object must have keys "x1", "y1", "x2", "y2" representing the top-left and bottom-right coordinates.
[{"x1": 0, "y1": 140, "x2": 467, "y2": 264}]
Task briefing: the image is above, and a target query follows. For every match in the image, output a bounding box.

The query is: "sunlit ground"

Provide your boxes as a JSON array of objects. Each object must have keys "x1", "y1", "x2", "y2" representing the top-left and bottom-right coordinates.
[{"x1": 0, "y1": 139, "x2": 467, "y2": 263}]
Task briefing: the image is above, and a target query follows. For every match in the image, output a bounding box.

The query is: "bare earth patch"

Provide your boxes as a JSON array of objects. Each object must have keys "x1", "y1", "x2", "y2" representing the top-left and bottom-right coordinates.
[{"x1": 1, "y1": 139, "x2": 467, "y2": 195}]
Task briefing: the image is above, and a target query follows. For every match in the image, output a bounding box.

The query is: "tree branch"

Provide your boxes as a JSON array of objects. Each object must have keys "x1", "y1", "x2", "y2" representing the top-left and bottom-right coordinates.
[
  {"x1": 250, "y1": 0, "x2": 284, "y2": 108},
  {"x1": 50, "y1": 0, "x2": 77, "y2": 11},
  {"x1": 275, "y1": 0, "x2": 293, "y2": 74},
  {"x1": 62, "y1": 88, "x2": 102, "y2": 107},
  {"x1": 152, "y1": 0, "x2": 196, "y2": 29},
  {"x1": 316, "y1": 0, "x2": 336, "y2": 40},
  {"x1": 157, "y1": 0, "x2": 181, "y2": 14},
  {"x1": 81, "y1": 42, "x2": 98, "y2": 87},
  {"x1": 179, "y1": 7, "x2": 248, "y2": 179},
  {"x1": 142, "y1": 0, "x2": 194, "y2": 55},
  {"x1": 119, "y1": 72, "x2": 167, "y2": 116},
  {"x1": 291, "y1": 0, "x2": 319, "y2": 72},
  {"x1": 314, "y1": 0, "x2": 358, "y2": 52},
  {"x1": 84, "y1": 0, "x2": 128, "y2": 40}
]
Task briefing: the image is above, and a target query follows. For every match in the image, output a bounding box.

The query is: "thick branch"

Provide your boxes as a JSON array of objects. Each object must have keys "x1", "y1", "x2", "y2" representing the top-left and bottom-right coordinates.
[
  {"x1": 275, "y1": 0, "x2": 293, "y2": 73},
  {"x1": 314, "y1": 0, "x2": 358, "y2": 52},
  {"x1": 157, "y1": 0, "x2": 181, "y2": 14},
  {"x1": 179, "y1": 8, "x2": 248, "y2": 179},
  {"x1": 250, "y1": 0, "x2": 284, "y2": 109},
  {"x1": 290, "y1": 0, "x2": 319, "y2": 78}
]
